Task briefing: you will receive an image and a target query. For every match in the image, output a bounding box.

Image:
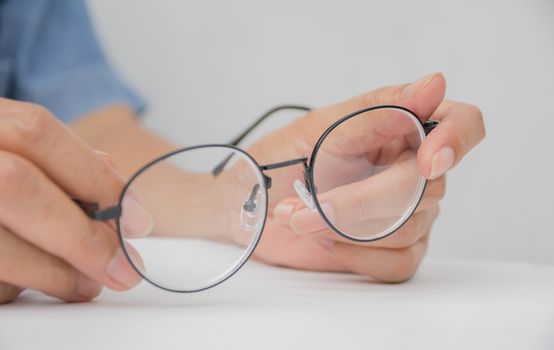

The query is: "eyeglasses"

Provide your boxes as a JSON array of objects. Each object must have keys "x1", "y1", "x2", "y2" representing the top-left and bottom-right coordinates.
[{"x1": 77, "y1": 105, "x2": 438, "y2": 293}]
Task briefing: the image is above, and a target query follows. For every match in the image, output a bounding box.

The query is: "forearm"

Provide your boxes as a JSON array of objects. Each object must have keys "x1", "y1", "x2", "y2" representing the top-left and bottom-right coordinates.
[
  {"x1": 70, "y1": 104, "x2": 176, "y2": 180},
  {"x1": 70, "y1": 105, "x2": 236, "y2": 242}
]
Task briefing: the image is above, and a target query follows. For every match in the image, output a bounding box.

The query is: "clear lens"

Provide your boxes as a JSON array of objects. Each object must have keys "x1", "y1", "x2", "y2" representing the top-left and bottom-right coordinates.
[
  {"x1": 311, "y1": 107, "x2": 426, "y2": 241},
  {"x1": 118, "y1": 146, "x2": 267, "y2": 292}
]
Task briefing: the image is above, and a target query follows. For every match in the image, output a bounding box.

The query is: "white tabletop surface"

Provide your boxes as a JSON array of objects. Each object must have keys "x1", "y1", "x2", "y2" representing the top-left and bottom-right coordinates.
[{"x1": 1, "y1": 258, "x2": 553, "y2": 350}]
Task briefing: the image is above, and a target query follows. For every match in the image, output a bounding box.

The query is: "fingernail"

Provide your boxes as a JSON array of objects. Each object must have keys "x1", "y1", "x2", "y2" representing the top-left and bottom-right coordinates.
[
  {"x1": 290, "y1": 202, "x2": 335, "y2": 234},
  {"x1": 317, "y1": 237, "x2": 335, "y2": 249},
  {"x1": 75, "y1": 275, "x2": 103, "y2": 300},
  {"x1": 125, "y1": 242, "x2": 145, "y2": 273},
  {"x1": 430, "y1": 146, "x2": 454, "y2": 179},
  {"x1": 107, "y1": 249, "x2": 141, "y2": 289},
  {"x1": 121, "y1": 192, "x2": 154, "y2": 237},
  {"x1": 273, "y1": 202, "x2": 295, "y2": 224},
  {"x1": 401, "y1": 73, "x2": 438, "y2": 100}
]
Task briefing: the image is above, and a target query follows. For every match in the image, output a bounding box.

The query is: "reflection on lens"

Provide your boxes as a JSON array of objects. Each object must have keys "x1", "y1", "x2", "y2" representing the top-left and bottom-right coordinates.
[
  {"x1": 118, "y1": 146, "x2": 267, "y2": 292},
  {"x1": 311, "y1": 107, "x2": 426, "y2": 241}
]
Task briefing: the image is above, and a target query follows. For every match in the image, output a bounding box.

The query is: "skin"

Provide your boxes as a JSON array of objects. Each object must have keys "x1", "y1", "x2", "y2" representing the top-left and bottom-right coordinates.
[{"x1": 0, "y1": 72, "x2": 485, "y2": 303}]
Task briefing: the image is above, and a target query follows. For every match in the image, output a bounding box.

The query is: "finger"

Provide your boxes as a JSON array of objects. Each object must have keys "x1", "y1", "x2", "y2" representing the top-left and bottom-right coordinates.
[
  {"x1": 363, "y1": 204, "x2": 438, "y2": 249},
  {"x1": 328, "y1": 227, "x2": 431, "y2": 282},
  {"x1": 0, "y1": 151, "x2": 142, "y2": 291},
  {"x1": 274, "y1": 174, "x2": 444, "y2": 231},
  {"x1": 297, "y1": 157, "x2": 414, "y2": 233},
  {"x1": 312, "y1": 72, "x2": 446, "y2": 131},
  {"x1": 91, "y1": 150, "x2": 153, "y2": 238},
  {"x1": 277, "y1": 73, "x2": 446, "y2": 161},
  {"x1": 316, "y1": 204, "x2": 439, "y2": 249},
  {"x1": 0, "y1": 226, "x2": 102, "y2": 302},
  {"x1": 0, "y1": 98, "x2": 123, "y2": 207},
  {"x1": 275, "y1": 154, "x2": 444, "y2": 234},
  {"x1": 0, "y1": 282, "x2": 24, "y2": 304},
  {"x1": 251, "y1": 220, "x2": 345, "y2": 273},
  {"x1": 417, "y1": 100, "x2": 485, "y2": 179}
]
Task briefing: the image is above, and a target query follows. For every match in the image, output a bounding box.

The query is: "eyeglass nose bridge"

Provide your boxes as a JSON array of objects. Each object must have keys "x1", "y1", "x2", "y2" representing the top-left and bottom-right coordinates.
[
  {"x1": 258, "y1": 156, "x2": 310, "y2": 189},
  {"x1": 257, "y1": 156, "x2": 318, "y2": 212},
  {"x1": 259, "y1": 156, "x2": 308, "y2": 172}
]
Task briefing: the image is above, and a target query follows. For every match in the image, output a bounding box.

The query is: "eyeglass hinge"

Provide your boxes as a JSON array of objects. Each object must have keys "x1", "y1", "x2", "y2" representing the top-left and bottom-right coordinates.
[
  {"x1": 423, "y1": 120, "x2": 439, "y2": 135},
  {"x1": 74, "y1": 199, "x2": 122, "y2": 221},
  {"x1": 263, "y1": 174, "x2": 272, "y2": 189}
]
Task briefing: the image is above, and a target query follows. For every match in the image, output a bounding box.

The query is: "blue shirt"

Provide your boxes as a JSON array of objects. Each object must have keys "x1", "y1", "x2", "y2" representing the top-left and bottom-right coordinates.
[{"x1": 0, "y1": 0, "x2": 143, "y2": 123}]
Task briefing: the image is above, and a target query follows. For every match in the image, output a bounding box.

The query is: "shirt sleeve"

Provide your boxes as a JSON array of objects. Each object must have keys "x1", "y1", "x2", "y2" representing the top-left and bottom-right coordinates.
[{"x1": 0, "y1": 0, "x2": 144, "y2": 123}]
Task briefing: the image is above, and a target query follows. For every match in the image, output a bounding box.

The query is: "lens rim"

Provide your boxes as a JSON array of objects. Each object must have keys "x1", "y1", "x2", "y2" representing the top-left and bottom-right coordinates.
[
  {"x1": 307, "y1": 105, "x2": 428, "y2": 242},
  {"x1": 116, "y1": 144, "x2": 269, "y2": 293}
]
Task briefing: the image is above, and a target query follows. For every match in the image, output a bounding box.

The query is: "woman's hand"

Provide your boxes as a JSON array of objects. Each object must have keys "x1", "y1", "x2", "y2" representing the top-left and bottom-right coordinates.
[
  {"x1": 0, "y1": 98, "x2": 147, "y2": 304},
  {"x1": 245, "y1": 73, "x2": 485, "y2": 282}
]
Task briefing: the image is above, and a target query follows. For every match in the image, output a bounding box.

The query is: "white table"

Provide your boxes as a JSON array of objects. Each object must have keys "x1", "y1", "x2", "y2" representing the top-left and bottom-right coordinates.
[{"x1": 1, "y1": 259, "x2": 553, "y2": 350}]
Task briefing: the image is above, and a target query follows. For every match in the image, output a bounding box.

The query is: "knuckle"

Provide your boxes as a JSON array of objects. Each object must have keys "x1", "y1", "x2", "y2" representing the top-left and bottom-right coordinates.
[
  {"x1": 427, "y1": 175, "x2": 447, "y2": 202},
  {"x1": 352, "y1": 85, "x2": 397, "y2": 110},
  {"x1": 395, "y1": 160, "x2": 419, "y2": 193},
  {"x1": 0, "y1": 153, "x2": 31, "y2": 201},
  {"x1": 449, "y1": 126, "x2": 468, "y2": 154},
  {"x1": 472, "y1": 106, "x2": 486, "y2": 140},
  {"x1": 350, "y1": 190, "x2": 370, "y2": 224},
  {"x1": 463, "y1": 103, "x2": 486, "y2": 142},
  {"x1": 75, "y1": 222, "x2": 118, "y2": 273},
  {"x1": 0, "y1": 283, "x2": 23, "y2": 304},
  {"x1": 431, "y1": 204, "x2": 441, "y2": 220},
  {"x1": 44, "y1": 258, "x2": 80, "y2": 300},
  {"x1": 386, "y1": 247, "x2": 420, "y2": 283},
  {"x1": 436, "y1": 176, "x2": 447, "y2": 200},
  {"x1": 2, "y1": 104, "x2": 53, "y2": 148},
  {"x1": 86, "y1": 163, "x2": 123, "y2": 205},
  {"x1": 391, "y1": 218, "x2": 419, "y2": 248},
  {"x1": 351, "y1": 92, "x2": 380, "y2": 112}
]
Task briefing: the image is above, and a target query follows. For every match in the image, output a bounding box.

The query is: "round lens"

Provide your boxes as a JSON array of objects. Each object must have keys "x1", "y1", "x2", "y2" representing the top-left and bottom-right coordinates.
[
  {"x1": 117, "y1": 145, "x2": 267, "y2": 292},
  {"x1": 310, "y1": 107, "x2": 426, "y2": 241}
]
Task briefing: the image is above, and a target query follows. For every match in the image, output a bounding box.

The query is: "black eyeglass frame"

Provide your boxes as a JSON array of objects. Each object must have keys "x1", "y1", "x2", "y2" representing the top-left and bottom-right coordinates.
[{"x1": 76, "y1": 104, "x2": 438, "y2": 293}]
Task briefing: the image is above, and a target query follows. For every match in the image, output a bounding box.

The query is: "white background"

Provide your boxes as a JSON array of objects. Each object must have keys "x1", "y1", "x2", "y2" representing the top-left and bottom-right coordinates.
[{"x1": 88, "y1": 0, "x2": 554, "y2": 265}]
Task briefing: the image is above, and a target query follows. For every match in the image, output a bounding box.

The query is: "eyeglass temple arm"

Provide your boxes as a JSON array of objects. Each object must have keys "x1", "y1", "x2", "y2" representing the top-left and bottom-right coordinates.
[
  {"x1": 423, "y1": 120, "x2": 439, "y2": 134},
  {"x1": 74, "y1": 199, "x2": 121, "y2": 221},
  {"x1": 211, "y1": 105, "x2": 312, "y2": 176},
  {"x1": 77, "y1": 110, "x2": 438, "y2": 220}
]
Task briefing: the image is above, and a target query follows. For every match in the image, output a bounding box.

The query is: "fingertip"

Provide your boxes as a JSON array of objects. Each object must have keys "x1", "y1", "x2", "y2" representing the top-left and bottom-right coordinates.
[
  {"x1": 418, "y1": 143, "x2": 455, "y2": 180},
  {"x1": 0, "y1": 284, "x2": 24, "y2": 304},
  {"x1": 429, "y1": 146, "x2": 454, "y2": 179},
  {"x1": 273, "y1": 198, "x2": 303, "y2": 225},
  {"x1": 273, "y1": 202, "x2": 295, "y2": 225},
  {"x1": 316, "y1": 237, "x2": 335, "y2": 250},
  {"x1": 120, "y1": 191, "x2": 154, "y2": 238},
  {"x1": 124, "y1": 242, "x2": 145, "y2": 273},
  {"x1": 73, "y1": 275, "x2": 103, "y2": 302},
  {"x1": 106, "y1": 248, "x2": 143, "y2": 291},
  {"x1": 401, "y1": 72, "x2": 446, "y2": 120},
  {"x1": 290, "y1": 204, "x2": 332, "y2": 235},
  {"x1": 418, "y1": 119, "x2": 458, "y2": 179}
]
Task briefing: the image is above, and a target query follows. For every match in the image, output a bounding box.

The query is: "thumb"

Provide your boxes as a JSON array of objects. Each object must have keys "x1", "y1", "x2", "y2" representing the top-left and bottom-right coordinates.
[
  {"x1": 397, "y1": 72, "x2": 446, "y2": 120},
  {"x1": 321, "y1": 72, "x2": 446, "y2": 123}
]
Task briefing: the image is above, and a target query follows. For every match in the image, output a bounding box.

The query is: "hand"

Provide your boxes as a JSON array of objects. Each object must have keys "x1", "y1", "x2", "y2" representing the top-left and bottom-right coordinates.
[
  {"x1": 244, "y1": 73, "x2": 485, "y2": 282},
  {"x1": 0, "y1": 98, "x2": 146, "y2": 304}
]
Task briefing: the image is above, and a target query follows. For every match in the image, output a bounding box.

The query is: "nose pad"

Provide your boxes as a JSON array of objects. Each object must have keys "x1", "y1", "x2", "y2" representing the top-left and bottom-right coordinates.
[
  {"x1": 293, "y1": 179, "x2": 317, "y2": 212},
  {"x1": 240, "y1": 185, "x2": 262, "y2": 231}
]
